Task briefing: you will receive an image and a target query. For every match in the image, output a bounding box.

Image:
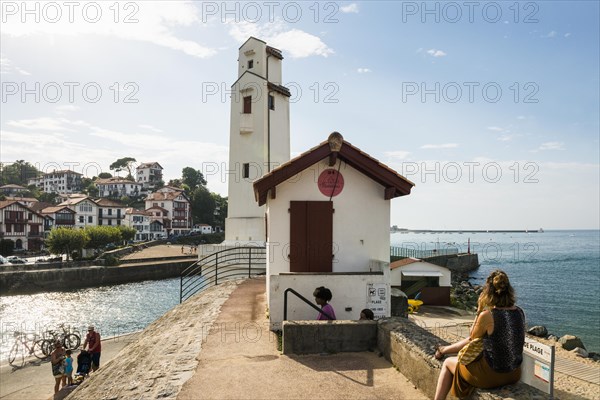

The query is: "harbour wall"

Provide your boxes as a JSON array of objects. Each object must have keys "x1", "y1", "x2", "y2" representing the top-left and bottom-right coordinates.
[
  {"x1": 422, "y1": 253, "x2": 479, "y2": 273},
  {"x1": 0, "y1": 260, "x2": 195, "y2": 296}
]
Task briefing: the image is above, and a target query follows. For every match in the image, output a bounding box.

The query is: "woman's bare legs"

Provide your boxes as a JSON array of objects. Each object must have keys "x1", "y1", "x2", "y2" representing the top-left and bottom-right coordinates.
[
  {"x1": 54, "y1": 377, "x2": 61, "y2": 393},
  {"x1": 434, "y1": 356, "x2": 458, "y2": 400}
]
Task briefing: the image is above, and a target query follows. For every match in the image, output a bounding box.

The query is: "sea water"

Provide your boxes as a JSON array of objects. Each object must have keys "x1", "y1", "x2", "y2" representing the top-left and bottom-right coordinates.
[
  {"x1": 1, "y1": 230, "x2": 598, "y2": 360},
  {"x1": 0, "y1": 278, "x2": 181, "y2": 361},
  {"x1": 392, "y1": 229, "x2": 600, "y2": 352}
]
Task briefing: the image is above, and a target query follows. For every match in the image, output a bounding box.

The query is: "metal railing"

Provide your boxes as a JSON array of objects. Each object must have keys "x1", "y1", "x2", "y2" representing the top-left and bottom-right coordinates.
[
  {"x1": 283, "y1": 288, "x2": 334, "y2": 321},
  {"x1": 390, "y1": 246, "x2": 459, "y2": 259},
  {"x1": 179, "y1": 246, "x2": 266, "y2": 303}
]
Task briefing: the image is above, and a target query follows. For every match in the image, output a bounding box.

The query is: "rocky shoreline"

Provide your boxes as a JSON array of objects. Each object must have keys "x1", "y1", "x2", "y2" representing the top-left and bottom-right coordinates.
[{"x1": 450, "y1": 273, "x2": 600, "y2": 363}]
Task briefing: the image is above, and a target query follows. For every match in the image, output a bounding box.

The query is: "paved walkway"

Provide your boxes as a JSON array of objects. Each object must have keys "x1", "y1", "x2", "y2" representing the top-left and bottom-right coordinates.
[
  {"x1": 177, "y1": 278, "x2": 427, "y2": 399},
  {"x1": 410, "y1": 306, "x2": 600, "y2": 386}
]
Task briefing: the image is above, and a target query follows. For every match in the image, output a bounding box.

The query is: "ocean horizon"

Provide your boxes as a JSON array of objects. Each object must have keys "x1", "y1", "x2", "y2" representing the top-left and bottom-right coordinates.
[{"x1": 392, "y1": 229, "x2": 600, "y2": 353}]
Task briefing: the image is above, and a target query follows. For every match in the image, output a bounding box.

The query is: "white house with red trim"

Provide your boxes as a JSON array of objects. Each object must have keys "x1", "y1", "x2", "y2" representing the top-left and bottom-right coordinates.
[
  {"x1": 390, "y1": 258, "x2": 452, "y2": 306},
  {"x1": 253, "y1": 132, "x2": 414, "y2": 329}
]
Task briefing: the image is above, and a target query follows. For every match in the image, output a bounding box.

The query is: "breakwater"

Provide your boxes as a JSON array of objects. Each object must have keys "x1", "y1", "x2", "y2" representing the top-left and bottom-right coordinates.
[{"x1": 0, "y1": 260, "x2": 195, "y2": 295}]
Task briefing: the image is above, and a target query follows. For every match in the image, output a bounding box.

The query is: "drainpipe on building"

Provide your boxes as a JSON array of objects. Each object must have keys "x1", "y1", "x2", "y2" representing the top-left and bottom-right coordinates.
[{"x1": 266, "y1": 53, "x2": 272, "y2": 172}]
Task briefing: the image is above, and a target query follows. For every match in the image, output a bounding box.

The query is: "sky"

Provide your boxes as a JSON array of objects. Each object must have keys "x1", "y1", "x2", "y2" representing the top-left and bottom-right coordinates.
[{"x1": 1, "y1": 1, "x2": 598, "y2": 230}]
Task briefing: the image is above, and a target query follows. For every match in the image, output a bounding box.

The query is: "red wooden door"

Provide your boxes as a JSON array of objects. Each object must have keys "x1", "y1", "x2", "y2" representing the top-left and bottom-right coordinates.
[{"x1": 289, "y1": 201, "x2": 333, "y2": 272}]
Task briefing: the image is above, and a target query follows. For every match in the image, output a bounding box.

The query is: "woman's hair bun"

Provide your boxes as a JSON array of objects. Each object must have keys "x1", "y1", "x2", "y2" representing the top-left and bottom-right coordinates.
[{"x1": 492, "y1": 270, "x2": 509, "y2": 294}]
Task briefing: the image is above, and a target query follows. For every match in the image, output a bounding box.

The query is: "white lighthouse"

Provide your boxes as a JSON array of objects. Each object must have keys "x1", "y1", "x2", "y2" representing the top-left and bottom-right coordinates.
[{"x1": 224, "y1": 37, "x2": 291, "y2": 244}]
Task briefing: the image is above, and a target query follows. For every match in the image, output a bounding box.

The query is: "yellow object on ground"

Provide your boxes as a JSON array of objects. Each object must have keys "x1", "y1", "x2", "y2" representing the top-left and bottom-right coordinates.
[{"x1": 408, "y1": 299, "x2": 424, "y2": 314}]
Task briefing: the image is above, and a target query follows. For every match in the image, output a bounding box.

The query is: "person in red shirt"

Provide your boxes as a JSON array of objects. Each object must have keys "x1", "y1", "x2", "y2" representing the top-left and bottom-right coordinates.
[{"x1": 82, "y1": 325, "x2": 102, "y2": 372}]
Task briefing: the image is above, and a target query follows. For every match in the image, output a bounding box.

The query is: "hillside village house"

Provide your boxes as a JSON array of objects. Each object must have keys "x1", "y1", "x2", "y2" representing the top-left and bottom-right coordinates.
[
  {"x1": 124, "y1": 208, "x2": 166, "y2": 241},
  {"x1": 28, "y1": 170, "x2": 83, "y2": 194},
  {"x1": 4, "y1": 196, "x2": 38, "y2": 208},
  {"x1": 95, "y1": 177, "x2": 143, "y2": 198},
  {"x1": 59, "y1": 196, "x2": 98, "y2": 229},
  {"x1": 95, "y1": 198, "x2": 126, "y2": 226},
  {"x1": 145, "y1": 187, "x2": 192, "y2": 236},
  {"x1": 40, "y1": 206, "x2": 75, "y2": 229},
  {"x1": 136, "y1": 162, "x2": 163, "y2": 191},
  {"x1": 0, "y1": 200, "x2": 45, "y2": 251},
  {"x1": 253, "y1": 133, "x2": 414, "y2": 329},
  {"x1": 0, "y1": 184, "x2": 28, "y2": 196}
]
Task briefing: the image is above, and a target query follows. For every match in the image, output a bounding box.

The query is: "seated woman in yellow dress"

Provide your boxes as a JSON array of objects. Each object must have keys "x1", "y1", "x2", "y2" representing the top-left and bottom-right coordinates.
[{"x1": 433, "y1": 270, "x2": 526, "y2": 400}]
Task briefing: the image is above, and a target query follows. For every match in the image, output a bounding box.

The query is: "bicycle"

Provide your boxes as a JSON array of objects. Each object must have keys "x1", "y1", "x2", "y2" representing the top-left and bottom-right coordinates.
[
  {"x1": 8, "y1": 331, "x2": 49, "y2": 367},
  {"x1": 42, "y1": 324, "x2": 81, "y2": 355}
]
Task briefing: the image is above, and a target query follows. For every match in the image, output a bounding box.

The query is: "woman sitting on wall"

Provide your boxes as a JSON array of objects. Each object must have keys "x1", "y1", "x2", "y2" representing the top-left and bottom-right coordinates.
[{"x1": 434, "y1": 270, "x2": 526, "y2": 400}]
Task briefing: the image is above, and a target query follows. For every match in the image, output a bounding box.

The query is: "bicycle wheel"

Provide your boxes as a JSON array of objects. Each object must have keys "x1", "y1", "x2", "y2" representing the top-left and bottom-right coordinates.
[
  {"x1": 63, "y1": 333, "x2": 80, "y2": 351},
  {"x1": 9, "y1": 342, "x2": 24, "y2": 368},
  {"x1": 42, "y1": 340, "x2": 55, "y2": 357},
  {"x1": 32, "y1": 340, "x2": 48, "y2": 359}
]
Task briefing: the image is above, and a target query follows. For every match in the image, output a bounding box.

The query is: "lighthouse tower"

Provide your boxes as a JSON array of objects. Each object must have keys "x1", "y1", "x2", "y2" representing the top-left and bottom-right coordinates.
[{"x1": 224, "y1": 37, "x2": 291, "y2": 244}]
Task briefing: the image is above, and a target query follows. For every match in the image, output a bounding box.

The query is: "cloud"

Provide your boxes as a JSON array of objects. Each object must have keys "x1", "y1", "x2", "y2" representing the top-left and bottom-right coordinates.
[
  {"x1": 564, "y1": 33, "x2": 572, "y2": 38},
  {"x1": 539, "y1": 142, "x2": 565, "y2": 151},
  {"x1": 517, "y1": 115, "x2": 526, "y2": 120},
  {"x1": 1, "y1": 2, "x2": 216, "y2": 58},
  {"x1": 7, "y1": 117, "x2": 78, "y2": 131},
  {"x1": 228, "y1": 21, "x2": 333, "y2": 58},
  {"x1": 542, "y1": 31, "x2": 557, "y2": 38},
  {"x1": 498, "y1": 134, "x2": 516, "y2": 142},
  {"x1": 55, "y1": 105, "x2": 80, "y2": 115},
  {"x1": 357, "y1": 68, "x2": 371, "y2": 73},
  {"x1": 0, "y1": 54, "x2": 31, "y2": 75},
  {"x1": 420, "y1": 143, "x2": 458, "y2": 149},
  {"x1": 138, "y1": 124, "x2": 163, "y2": 133},
  {"x1": 427, "y1": 49, "x2": 447, "y2": 58},
  {"x1": 340, "y1": 4, "x2": 359, "y2": 13},
  {"x1": 487, "y1": 126, "x2": 504, "y2": 132},
  {"x1": 384, "y1": 151, "x2": 411, "y2": 160}
]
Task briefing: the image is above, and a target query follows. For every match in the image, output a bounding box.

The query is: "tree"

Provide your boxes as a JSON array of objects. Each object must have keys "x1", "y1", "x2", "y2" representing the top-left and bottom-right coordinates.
[
  {"x1": 0, "y1": 160, "x2": 40, "y2": 186},
  {"x1": 0, "y1": 239, "x2": 15, "y2": 257},
  {"x1": 81, "y1": 177, "x2": 98, "y2": 197},
  {"x1": 45, "y1": 228, "x2": 89, "y2": 261},
  {"x1": 97, "y1": 172, "x2": 112, "y2": 179},
  {"x1": 84, "y1": 226, "x2": 121, "y2": 252},
  {"x1": 167, "y1": 179, "x2": 183, "y2": 188},
  {"x1": 212, "y1": 194, "x2": 228, "y2": 229},
  {"x1": 38, "y1": 192, "x2": 59, "y2": 204},
  {"x1": 182, "y1": 167, "x2": 207, "y2": 192},
  {"x1": 117, "y1": 225, "x2": 137, "y2": 243},
  {"x1": 109, "y1": 157, "x2": 137, "y2": 180},
  {"x1": 190, "y1": 186, "x2": 216, "y2": 225}
]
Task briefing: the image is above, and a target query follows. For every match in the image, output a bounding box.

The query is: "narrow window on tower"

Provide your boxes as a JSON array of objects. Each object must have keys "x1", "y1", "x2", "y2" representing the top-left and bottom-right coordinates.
[
  {"x1": 248, "y1": 60, "x2": 254, "y2": 69},
  {"x1": 243, "y1": 96, "x2": 252, "y2": 114},
  {"x1": 243, "y1": 163, "x2": 250, "y2": 179},
  {"x1": 268, "y1": 95, "x2": 275, "y2": 110}
]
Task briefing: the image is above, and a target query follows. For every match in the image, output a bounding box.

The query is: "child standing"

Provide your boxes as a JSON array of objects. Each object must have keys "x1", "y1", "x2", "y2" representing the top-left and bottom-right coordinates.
[
  {"x1": 64, "y1": 350, "x2": 73, "y2": 385},
  {"x1": 313, "y1": 286, "x2": 336, "y2": 320}
]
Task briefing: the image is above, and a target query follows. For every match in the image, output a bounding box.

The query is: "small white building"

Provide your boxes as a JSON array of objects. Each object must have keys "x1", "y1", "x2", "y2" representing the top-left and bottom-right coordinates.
[
  {"x1": 95, "y1": 198, "x2": 126, "y2": 227},
  {"x1": 124, "y1": 208, "x2": 165, "y2": 241},
  {"x1": 136, "y1": 162, "x2": 163, "y2": 191},
  {"x1": 28, "y1": 170, "x2": 83, "y2": 194},
  {"x1": 253, "y1": 132, "x2": 414, "y2": 329},
  {"x1": 192, "y1": 224, "x2": 213, "y2": 234},
  {"x1": 58, "y1": 196, "x2": 98, "y2": 229},
  {"x1": 390, "y1": 258, "x2": 452, "y2": 306},
  {"x1": 95, "y1": 177, "x2": 143, "y2": 198},
  {"x1": 145, "y1": 187, "x2": 192, "y2": 236}
]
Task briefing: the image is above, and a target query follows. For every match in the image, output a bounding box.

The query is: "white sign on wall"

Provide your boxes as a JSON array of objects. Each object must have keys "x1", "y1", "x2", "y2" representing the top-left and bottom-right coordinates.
[
  {"x1": 521, "y1": 337, "x2": 555, "y2": 396},
  {"x1": 366, "y1": 283, "x2": 387, "y2": 319}
]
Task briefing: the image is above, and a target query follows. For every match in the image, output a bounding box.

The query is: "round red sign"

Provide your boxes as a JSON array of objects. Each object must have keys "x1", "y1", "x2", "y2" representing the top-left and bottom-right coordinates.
[{"x1": 318, "y1": 169, "x2": 344, "y2": 197}]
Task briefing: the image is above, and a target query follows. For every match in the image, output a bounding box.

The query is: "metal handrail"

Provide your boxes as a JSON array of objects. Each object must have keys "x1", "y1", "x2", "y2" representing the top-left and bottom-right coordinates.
[
  {"x1": 283, "y1": 288, "x2": 334, "y2": 321},
  {"x1": 179, "y1": 246, "x2": 266, "y2": 303}
]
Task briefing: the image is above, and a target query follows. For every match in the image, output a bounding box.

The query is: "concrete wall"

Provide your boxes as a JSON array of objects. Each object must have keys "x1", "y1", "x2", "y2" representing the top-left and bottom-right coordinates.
[
  {"x1": 282, "y1": 320, "x2": 377, "y2": 354},
  {"x1": 269, "y1": 272, "x2": 389, "y2": 330},
  {"x1": 377, "y1": 318, "x2": 548, "y2": 400},
  {"x1": 0, "y1": 261, "x2": 194, "y2": 295},
  {"x1": 425, "y1": 253, "x2": 479, "y2": 273}
]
